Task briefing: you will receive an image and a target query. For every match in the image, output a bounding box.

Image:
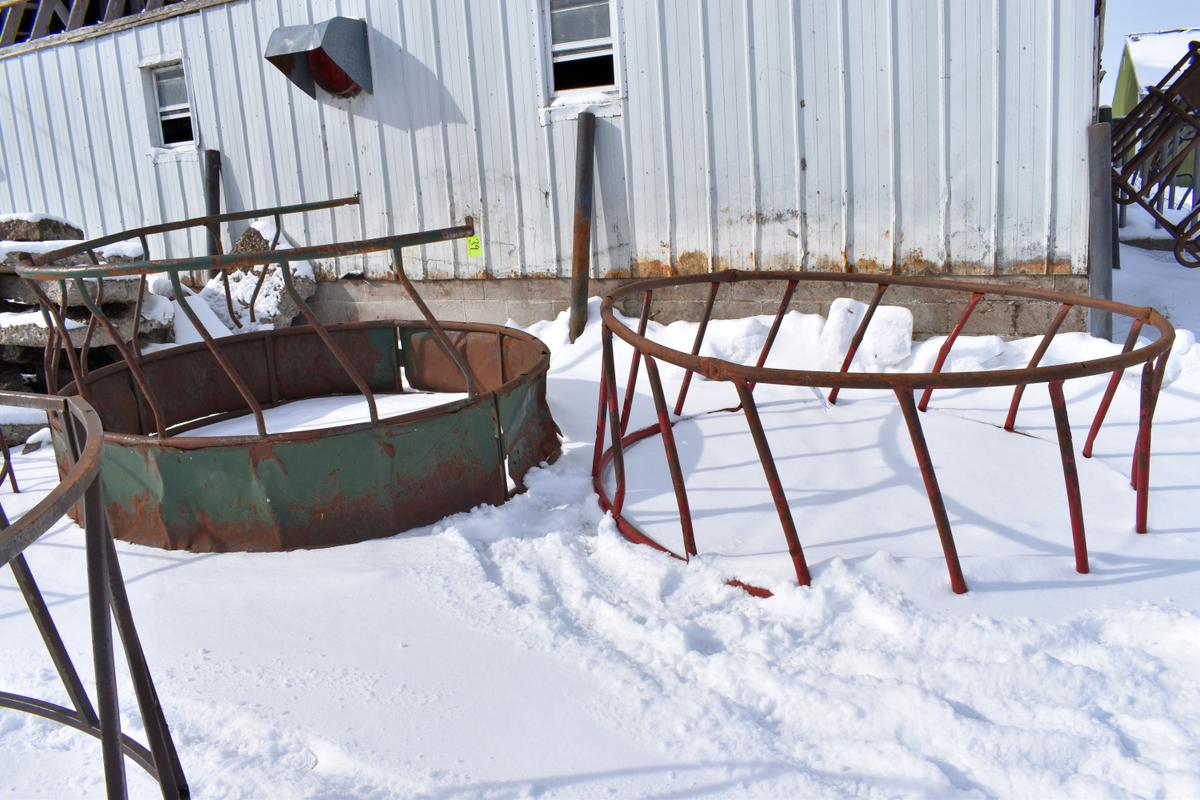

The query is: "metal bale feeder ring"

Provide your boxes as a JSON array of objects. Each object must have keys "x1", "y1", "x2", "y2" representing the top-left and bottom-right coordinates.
[
  {"x1": 592, "y1": 271, "x2": 1174, "y2": 596},
  {"x1": 16, "y1": 197, "x2": 560, "y2": 552}
]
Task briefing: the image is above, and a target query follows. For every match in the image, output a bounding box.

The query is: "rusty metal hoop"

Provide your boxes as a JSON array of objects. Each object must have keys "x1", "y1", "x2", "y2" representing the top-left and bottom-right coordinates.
[
  {"x1": 0, "y1": 391, "x2": 188, "y2": 799},
  {"x1": 592, "y1": 270, "x2": 1174, "y2": 596}
]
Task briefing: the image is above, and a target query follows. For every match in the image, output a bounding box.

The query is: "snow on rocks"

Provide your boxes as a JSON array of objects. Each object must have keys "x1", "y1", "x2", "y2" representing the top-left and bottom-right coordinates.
[
  {"x1": 2, "y1": 290, "x2": 1200, "y2": 797},
  {"x1": 0, "y1": 213, "x2": 82, "y2": 242}
]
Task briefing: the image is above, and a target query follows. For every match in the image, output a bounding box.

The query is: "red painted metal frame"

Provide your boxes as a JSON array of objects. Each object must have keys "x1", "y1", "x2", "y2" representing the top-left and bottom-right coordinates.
[{"x1": 592, "y1": 270, "x2": 1174, "y2": 595}]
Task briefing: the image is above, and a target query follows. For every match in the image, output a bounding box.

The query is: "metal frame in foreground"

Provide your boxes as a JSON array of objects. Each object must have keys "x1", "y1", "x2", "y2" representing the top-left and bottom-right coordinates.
[
  {"x1": 15, "y1": 198, "x2": 560, "y2": 552},
  {"x1": 593, "y1": 271, "x2": 1175, "y2": 595},
  {"x1": 0, "y1": 391, "x2": 187, "y2": 799}
]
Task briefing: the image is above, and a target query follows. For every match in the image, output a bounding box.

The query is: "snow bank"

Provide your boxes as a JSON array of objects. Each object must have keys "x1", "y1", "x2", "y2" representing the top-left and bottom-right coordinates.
[{"x1": 172, "y1": 294, "x2": 234, "y2": 345}]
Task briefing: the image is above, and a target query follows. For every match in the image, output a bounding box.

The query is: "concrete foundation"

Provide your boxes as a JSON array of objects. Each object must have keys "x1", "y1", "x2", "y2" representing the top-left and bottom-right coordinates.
[{"x1": 311, "y1": 274, "x2": 1090, "y2": 338}]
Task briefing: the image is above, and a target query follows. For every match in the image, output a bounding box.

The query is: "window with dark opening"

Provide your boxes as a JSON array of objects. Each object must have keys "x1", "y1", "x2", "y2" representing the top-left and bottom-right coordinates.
[
  {"x1": 152, "y1": 64, "x2": 194, "y2": 147},
  {"x1": 548, "y1": 0, "x2": 614, "y2": 94}
]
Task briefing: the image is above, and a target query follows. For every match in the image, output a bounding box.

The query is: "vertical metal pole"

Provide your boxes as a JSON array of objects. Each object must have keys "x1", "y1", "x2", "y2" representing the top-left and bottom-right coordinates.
[
  {"x1": 1048, "y1": 380, "x2": 1089, "y2": 574},
  {"x1": 1100, "y1": 106, "x2": 1120, "y2": 269},
  {"x1": 1088, "y1": 122, "x2": 1114, "y2": 339},
  {"x1": 828, "y1": 283, "x2": 888, "y2": 405},
  {"x1": 204, "y1": 149, "x2": 222, "y2": 260},
  {"x1": 85, "y1": 476, "x2": 128, "y2": 798},
  {"x1": 569, "y1": 112, "x2": 597, "y2": 343}
]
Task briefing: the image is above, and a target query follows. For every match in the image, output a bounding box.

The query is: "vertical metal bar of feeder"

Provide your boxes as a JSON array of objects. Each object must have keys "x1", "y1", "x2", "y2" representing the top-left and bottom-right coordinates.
[
  {"x1": 167, "y1": 270, "x2": 265, "y2": 436},
  {"x1": 1134, "y1": 353, "x2": 1169, "y2": 533},
  {"x1": 105, "y1": 535, "x2": 189, "y2": 798},
  {"x1": 0, "y1": 429, "x2": 17, "y2": 492},
  {"x1": 278, "y1": 259, "x2": 379, "y2": 423},
  {"x1": 644, "y1": 355, "x2": 697, "y2": 557},
  {"x1": 8, "y1": 553, "x2": 98, "y2": 723},
  {"x1": 734, "y1": 379, "x2": 811, "y2": 587},
  {"x1": 601, "y1": 327, "x2": 627, "y2": 515},
  {"x1": 619, "y1": 290, "x2": 653, "y2": 435},
  {"x1": 74, "y1": 278, "x2": 168, "y2": 438},
  {"x1": 743, "y1": 279, "x2": 799, "y2": 397},
  {"x1": 247, "y1": 214, "x2": 284, "y2": 323},
  {"x1": 1082, "y1": 319, "x2": 1144, "y2": 457},
  {"x1": 673, "y1": 281, "x2": 721, "y2": 415},
  {"x1": 1003, "y1": 302, "x2": 1073, "y2": 431},
  {"x1": 23, "y1": 278, "x2": 84, "y2": 396},
  {"x1": 592, "y1": 370, "x2": 608, "y2": 479},
  {"x1": 828, "y1": 283, "x2": 887, "y2": 405},
  {"x1": 893, "y1": 386, "x2": 969, "y2": 594},
  {"x1": 918, "y1": 292, "x2": 984, "y2": 411},
  {"x1": 391, "y1": 247, "x2": 482, "y2": 396},
  {"x1": 1048, "y1": 380, "x2": 1089, "y2": 574},
  {"x1": 84, "y1": 470, "x2": 128, "y2": 797},
  {"x1": 569, "y1": 111, "x2": 597, "y2": 343}
]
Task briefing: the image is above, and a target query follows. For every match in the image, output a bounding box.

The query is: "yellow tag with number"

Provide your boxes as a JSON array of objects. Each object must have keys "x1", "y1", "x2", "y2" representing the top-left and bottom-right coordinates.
[{"x1": 466, "y1": 235, "x2": 483, "y2": 258}]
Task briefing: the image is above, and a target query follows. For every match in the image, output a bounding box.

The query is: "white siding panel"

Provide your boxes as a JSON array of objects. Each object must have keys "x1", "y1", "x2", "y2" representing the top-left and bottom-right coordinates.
[{"x1": 0, "y1": 0, "x2": 1097, "y2": 280}]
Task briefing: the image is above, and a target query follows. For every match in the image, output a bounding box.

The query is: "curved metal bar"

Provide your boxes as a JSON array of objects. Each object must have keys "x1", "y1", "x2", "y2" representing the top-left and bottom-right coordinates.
[
  {"x1": 278, "y1": 260, "x2": 378, "y2": 423},
  {"x1": 599, "y1": 271, "x2": 1174, "y2": 392},
  {"x1": 32, "y1": 195, "x2": 361, "y2": 267},
  {"x1": 0, "y1": 391, "x2": 189, "y2": 797}
]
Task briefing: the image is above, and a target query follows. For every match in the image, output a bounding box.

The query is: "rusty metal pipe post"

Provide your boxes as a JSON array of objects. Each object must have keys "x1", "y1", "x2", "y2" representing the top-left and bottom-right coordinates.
[{"x1": 569, "y1": 111, "x2": 597, "y2": 343}]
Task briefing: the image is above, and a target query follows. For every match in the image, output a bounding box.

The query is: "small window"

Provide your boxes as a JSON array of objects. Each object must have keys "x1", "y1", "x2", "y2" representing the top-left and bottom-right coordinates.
[
  {"x1": 547, "y1": 0, "x2": 615, "y2": 94},
  {"x1": 151, "y1": 64, "x2": 194, "y2": 147}
]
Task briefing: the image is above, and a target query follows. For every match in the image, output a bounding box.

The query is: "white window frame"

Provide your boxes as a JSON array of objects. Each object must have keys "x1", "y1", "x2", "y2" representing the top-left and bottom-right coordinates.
[
  {"x1": 534, "y1": 0, "x2": 625, "y2": 125},
  {"x1": 139, "y1": 54, "x2": 199, "y2": 158}
]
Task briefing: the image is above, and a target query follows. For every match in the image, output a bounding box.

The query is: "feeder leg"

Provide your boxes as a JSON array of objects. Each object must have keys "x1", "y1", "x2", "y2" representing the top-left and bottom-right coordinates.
[
  {"x1": 734, "y1": 380, "x2": 811, "y2": 586},
  {"x1": 894, "y1": 387, "x2": 968, "y2": 594},
  {"x1": 1048, "y1": 381, "x2": 1088, "y2": 574}
]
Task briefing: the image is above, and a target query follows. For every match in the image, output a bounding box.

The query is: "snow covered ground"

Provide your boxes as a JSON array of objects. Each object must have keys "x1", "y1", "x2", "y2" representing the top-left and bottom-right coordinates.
[{"x1": 2, "y1": 250, "x2": 1200, "y2": 798}]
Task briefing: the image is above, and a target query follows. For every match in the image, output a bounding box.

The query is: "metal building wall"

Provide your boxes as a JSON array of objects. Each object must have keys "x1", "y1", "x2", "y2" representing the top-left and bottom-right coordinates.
[{"x1": 0, "y1": 0, "x2": 1096, "y2": 279}]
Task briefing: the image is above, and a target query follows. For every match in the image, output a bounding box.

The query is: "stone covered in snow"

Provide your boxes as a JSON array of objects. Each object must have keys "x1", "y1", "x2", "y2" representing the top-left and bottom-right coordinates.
[{"x1": 0, "y1": 213, "x2": 83, "y2": 242}]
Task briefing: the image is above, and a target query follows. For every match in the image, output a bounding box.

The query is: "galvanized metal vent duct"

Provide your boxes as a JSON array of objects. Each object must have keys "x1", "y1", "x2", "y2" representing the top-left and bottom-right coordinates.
[{"x1": 265, "y1": 16, "x2": 372, "y2": 98}]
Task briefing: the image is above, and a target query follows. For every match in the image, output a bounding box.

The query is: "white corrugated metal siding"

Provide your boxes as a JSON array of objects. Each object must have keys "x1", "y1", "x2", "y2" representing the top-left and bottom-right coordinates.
[{"x1": 0, "y1": 0, "x2": 1096, "y2": 278}]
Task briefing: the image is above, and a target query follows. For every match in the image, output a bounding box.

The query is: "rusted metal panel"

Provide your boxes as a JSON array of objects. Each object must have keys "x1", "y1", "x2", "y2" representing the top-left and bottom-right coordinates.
[{"x1": 97, "y1": 393, "x2": 507, "y2": 551}]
